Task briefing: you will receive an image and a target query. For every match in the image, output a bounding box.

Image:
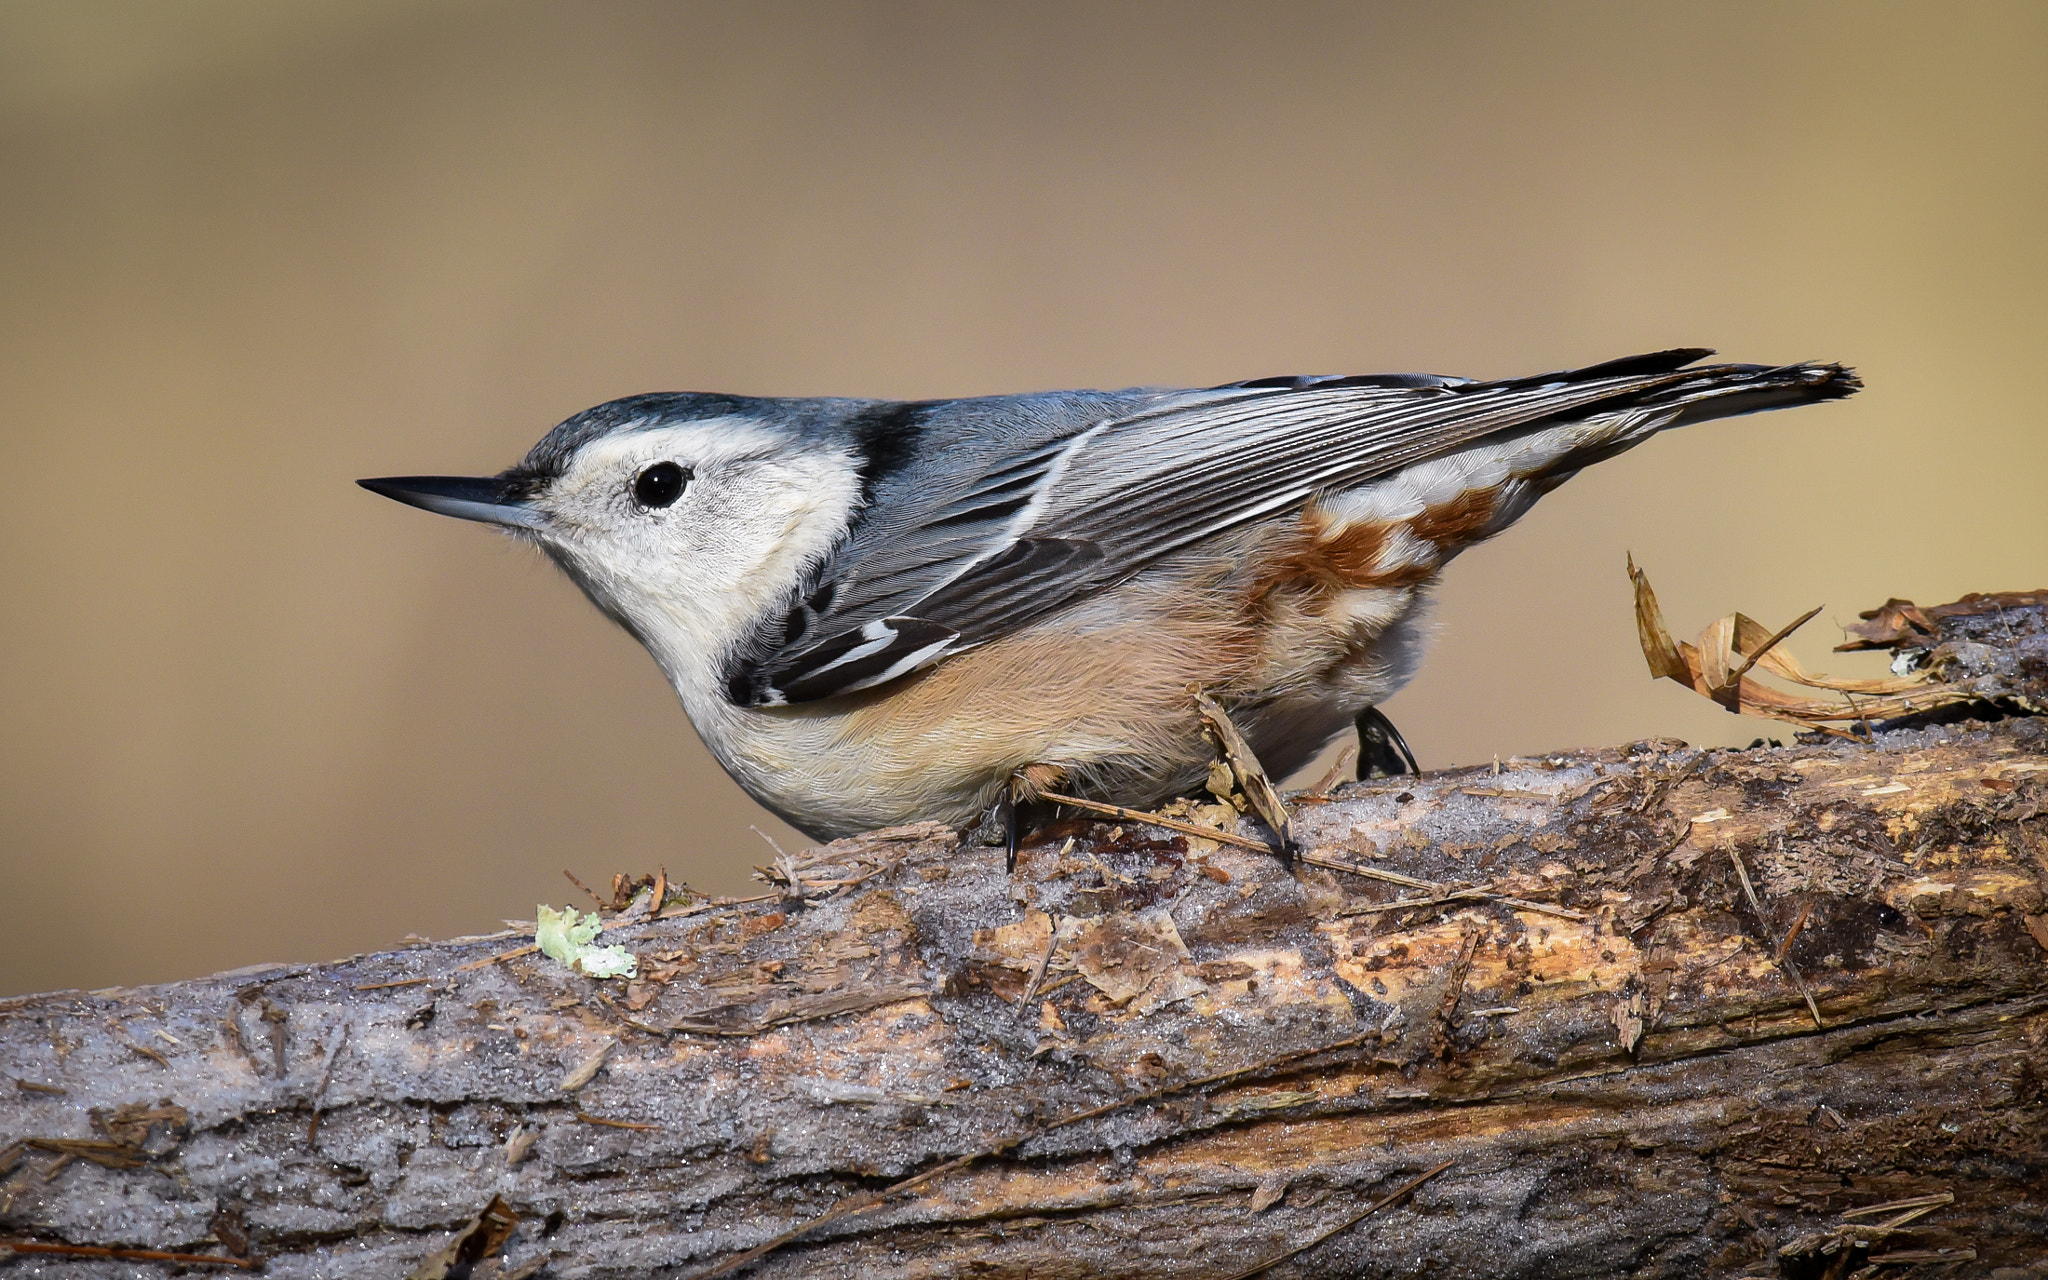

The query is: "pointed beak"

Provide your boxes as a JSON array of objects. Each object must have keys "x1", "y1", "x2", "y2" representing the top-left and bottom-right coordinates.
[{"x1": 356, "y1": 475, "x2": 545, "y2": 530}]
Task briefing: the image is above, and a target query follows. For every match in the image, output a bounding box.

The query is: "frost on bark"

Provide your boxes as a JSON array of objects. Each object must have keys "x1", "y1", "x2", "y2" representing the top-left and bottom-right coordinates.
[{"x1": 3, "y1": 598, "x2": 2046, "y2": 1279}]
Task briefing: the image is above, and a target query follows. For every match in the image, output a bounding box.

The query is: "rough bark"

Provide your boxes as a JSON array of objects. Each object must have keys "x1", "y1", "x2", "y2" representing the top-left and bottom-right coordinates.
[{"x1": 4, "y1": 606, "x2": 2047, "y2": 1279}]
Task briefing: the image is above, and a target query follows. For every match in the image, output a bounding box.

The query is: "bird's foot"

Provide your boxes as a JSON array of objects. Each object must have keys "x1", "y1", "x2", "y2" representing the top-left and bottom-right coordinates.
[
  {"x1": 1356, "y1": 705, "x2": 1420, "y2": 779},
  {"x1": 1001, "y1": 764, "x2": 1068, "y2": 873}
]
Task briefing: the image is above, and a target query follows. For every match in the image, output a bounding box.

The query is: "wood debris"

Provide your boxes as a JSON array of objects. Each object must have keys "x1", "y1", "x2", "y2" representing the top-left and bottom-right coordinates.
[{"x1": 1627, "y1": 558, "x2": 1982, "y2": 727}]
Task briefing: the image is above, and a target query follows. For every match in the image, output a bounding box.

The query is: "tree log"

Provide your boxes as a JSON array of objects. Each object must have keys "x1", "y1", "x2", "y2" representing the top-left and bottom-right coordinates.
[{"x1": 4, "y1": 602, "x2": 2047, "y2": 1279}]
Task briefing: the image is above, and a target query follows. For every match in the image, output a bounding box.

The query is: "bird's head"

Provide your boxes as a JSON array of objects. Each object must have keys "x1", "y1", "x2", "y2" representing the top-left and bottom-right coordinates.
[{"x1": 360, "y1": 393, "x2": 866, "y2": 703}]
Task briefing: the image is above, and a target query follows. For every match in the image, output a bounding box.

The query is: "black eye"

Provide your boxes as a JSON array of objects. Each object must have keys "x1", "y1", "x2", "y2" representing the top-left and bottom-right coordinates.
[{"x1": 633, "y1": 461, "x2": 689, "y2": 509}]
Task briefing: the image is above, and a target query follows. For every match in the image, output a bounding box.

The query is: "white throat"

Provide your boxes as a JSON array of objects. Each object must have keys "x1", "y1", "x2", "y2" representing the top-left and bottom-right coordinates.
[{"x1": 535, "y1": 421, "x2": 865, "y2": 724}]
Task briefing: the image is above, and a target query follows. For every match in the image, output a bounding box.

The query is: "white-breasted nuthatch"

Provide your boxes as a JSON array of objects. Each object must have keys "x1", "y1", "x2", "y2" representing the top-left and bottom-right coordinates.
[{"x1": 362, "y1": 349, "x2": 1855, "y2": 854}]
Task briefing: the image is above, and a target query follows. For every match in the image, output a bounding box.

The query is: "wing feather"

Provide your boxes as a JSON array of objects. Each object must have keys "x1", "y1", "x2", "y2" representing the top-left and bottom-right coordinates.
[{"x1": 732, "y1": 353, "x2": 1853, "y2": 704}]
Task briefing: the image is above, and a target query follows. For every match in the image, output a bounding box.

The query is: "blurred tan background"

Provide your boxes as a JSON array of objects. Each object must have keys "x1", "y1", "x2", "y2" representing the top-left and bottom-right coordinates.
[{"x1": 3, "y1": 1, "x2": 2043, "y2": 996}]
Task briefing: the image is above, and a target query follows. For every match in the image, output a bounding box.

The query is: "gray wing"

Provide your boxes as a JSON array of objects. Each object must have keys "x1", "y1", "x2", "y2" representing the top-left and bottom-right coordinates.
[{"x1": 730, "y1": 350, "x2": 1851, "y2": 705}]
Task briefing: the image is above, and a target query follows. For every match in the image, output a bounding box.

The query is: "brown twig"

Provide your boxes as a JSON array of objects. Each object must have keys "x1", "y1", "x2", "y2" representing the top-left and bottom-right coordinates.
[
  {"x1": 1338, "y1": 890, "x2": 1489, "y2": 916},
  {"x1": 822, "y1": 848, "x2": 922, "y2": 902},
  {"x1": 457, "y1": 944, "x2": 540, "y2": 972},
  {"x1": 1841, "y1": 688, "x2": 1878, "y2": 744},
  {"x1": 18, "y1": 1138, "x2": 148, "y2": 1170},
  {"x1": 1775, "y1": 902, "x2": 1815, "y2": 962},
  {"x1": 561, "y1": 868, "x2": 608, "y2": 911},
  {"x1": 1431, "y1": 928, "x2": 1480, "y2": 1057},
  {"x1": 1490, "y1": 895, "x2": 1591, "y2": 922},
  {"x1": 1012, "y1": 925, "x2": 1059, "y2": 1017},
  {"x1": 1294, "y1": 852, "x2": 1441, "y2": 892},
  {"x1": 1302, "y1": 745, "x2": 1359, "y2": 801},
  {"x1": 121, "y1": 1038, "x2": 169, "y2": 1068},
  {"x1": 647, "y1": 985, "x2": 934, "y2": 1039},
  {"x1": 1727, "y1": 847, "x2": 1763, "y2": 915},
  {"x1": 306, "y1": 1021, "x2": 350, "y2": 1144},
  {"x1": 650, "y1": 892, "x2": 781, "y2": 922},
  {"x1": 575, "y1": 1112, "x2": 660, "y2": 1131},
  {"x1": 1839, "y1": 1192, "x2": 1954, "y2": 1220},
  {"x1": 1729, "y1": 849, "x2": 1824, "y2": 1030},
  {"x1": 1309, "y1": 855, "x2": 1589, "y2": 922},
  {"x1": 1036, "y1": 790, "x2": 1278, "y2": 855},
  {"x1": 458, "y1": 892, "x2": 790, "y2": 973},
  {"x1": 1335, "y1": 888, "x2": 1589, "y2": 917},
  {"x1": 1, "y1": 1240, "x2": 260, "y2": 1269}
]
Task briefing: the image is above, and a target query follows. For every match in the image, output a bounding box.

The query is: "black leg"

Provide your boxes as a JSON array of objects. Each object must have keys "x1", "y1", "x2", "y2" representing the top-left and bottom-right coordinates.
[
  {"x1": 1356, "y1": 706, "x2": 1420, "y2": 778},
  {"x1": 1001, "y1": 789, "x2": 1020, "y2": 874},
  {"x1": 1000, "y1": 791, "x2": 1060, "y2": 874}
]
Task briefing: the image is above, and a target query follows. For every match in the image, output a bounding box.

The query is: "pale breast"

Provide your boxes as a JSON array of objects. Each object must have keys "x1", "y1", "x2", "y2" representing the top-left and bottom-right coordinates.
[{"x1": 700, "y1": 469, "x2": 1512, "y2": 838}]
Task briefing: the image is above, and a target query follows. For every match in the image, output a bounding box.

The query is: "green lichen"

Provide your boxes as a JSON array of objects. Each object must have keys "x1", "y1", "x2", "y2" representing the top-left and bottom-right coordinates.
[{"x1": 535, "y1": 904, "x2": 637, "y2": 979}]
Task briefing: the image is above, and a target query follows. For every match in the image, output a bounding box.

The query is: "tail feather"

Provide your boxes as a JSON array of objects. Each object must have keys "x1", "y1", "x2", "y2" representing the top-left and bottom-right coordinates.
[
  {"x1": 1528, "y1": 358, "x2": 1859, "y2": 473},
  {"x1": 1219, "y1": 350, "x2": 1860, "y2": 429},
  {"x1": 1309, "y1": 353, "x2": 1859, "y2": 574},
  {"x1": 1487, "y1": 352, "x2": 1861, "y2": 422},
  {"x1": 1484, "y1": 346, "x2": 1718, "y2": 390},
  {"x1": 1657, "y1": 360, "x2": 1862, "y2": 426}
]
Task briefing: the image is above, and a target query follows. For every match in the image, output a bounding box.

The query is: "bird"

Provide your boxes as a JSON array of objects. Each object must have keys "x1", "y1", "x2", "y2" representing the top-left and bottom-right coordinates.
[{"x1": 361, "y1": 348, "x2": 1856, "y2": 859}]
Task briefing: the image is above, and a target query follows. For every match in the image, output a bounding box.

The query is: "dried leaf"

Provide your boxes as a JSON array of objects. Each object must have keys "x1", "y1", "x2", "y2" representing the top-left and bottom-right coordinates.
[
  {"x1": 405, "y1": 1194, "x2": 519, "y2": 1280},
  {"x1": 1134, "y1": 966, "x2": 1207, "y2": 1016},
  {"x1": 1728, "y1": 607, "x2": 1824, "y2": 689},
  {"x1": 21, "y1": 1137, "x2": 152, "y2": 1169},
  {"x1": 1625, "y1": 564, "x2": 1977, "y2": 727},
  {"x1": 557, "y1": 1041, "x2": 613, "y2": 1092},
  {"x1": 1250, "y1": 1171, "x2": 1290, "y2": 1212},
  {"x1": 1628, "y1": 556, "x2": 1692, "y2": 683},
  {"x1": 504, "y1": 1125, "x2": 537, "y2": 1166},
  {"x1": 971, "y1": 911, "x2": 1054, "y2": 969},
  {"x1": 1204, "y1": 759, "x2": 1238, "y2": 806},
  {"x1": 1071, "y1": 909, "x2": 1195, "y2": 1010},
  {"x1": 208, "y1": 1204, "x2": 253, "y2": 1259},
  {"x1": 1732, "y1": 609, "x2": 1927, "y2": 694},
  {"x1": 2023, "y1": 915, "x2": 2048, "y2": 955},
  {"x1": 1836, "y1": 597, "x2": 1938, "y2": 651},
  {"x1": 1193, "y1": 688, "x2": 1292, "y2": 851},
  {"x1": 91, "y1": 1101, "x2": 188, "y2": 1148},
  {"x1": 1696, "y1": 613, "x2": 1742, "y2": 709}
]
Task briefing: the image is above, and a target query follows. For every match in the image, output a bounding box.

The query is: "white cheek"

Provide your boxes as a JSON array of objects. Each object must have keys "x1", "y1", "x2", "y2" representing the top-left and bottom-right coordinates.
[{"x1": 549, "y1": 449, "x2": 861, "y2": 706}]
